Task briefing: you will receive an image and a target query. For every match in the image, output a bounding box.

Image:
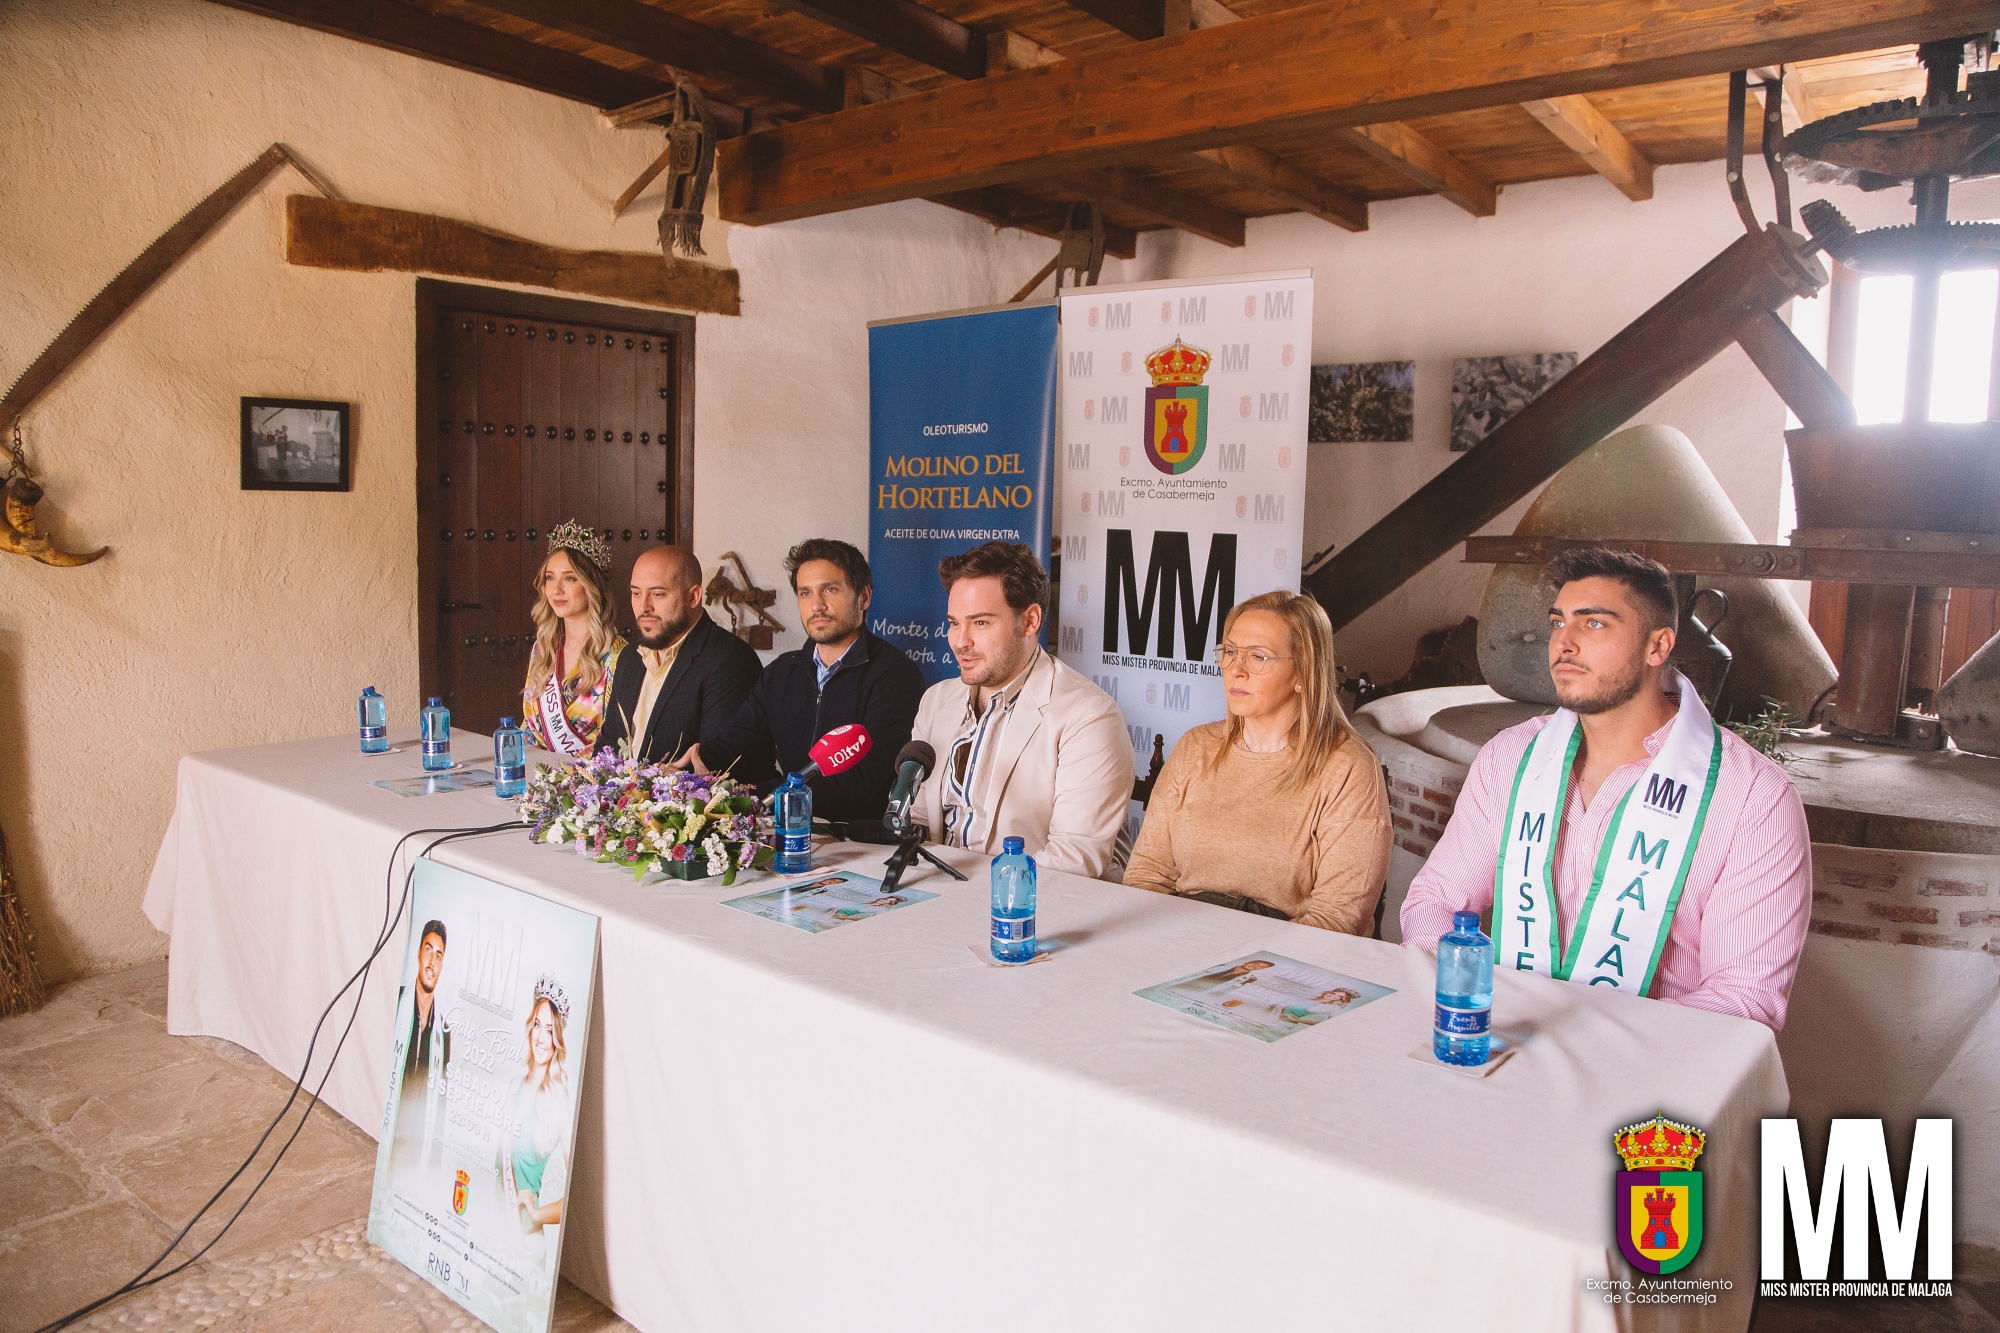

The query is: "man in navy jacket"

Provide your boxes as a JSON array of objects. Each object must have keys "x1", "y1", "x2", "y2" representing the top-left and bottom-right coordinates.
[{"x1": 691, "y1": 539, "x2": 923, "y2": 822}]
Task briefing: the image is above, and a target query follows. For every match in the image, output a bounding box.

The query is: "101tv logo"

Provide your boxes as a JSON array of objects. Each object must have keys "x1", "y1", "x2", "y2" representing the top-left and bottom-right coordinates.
[{"x1": 1760, "y1": 1119, "x2": 1953, "y2": 1298}]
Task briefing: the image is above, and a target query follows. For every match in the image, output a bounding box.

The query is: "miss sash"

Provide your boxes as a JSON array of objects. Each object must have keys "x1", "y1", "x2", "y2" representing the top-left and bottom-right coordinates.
[
  {"x1": 1493, "y1": 669, "x2": 1722, "y2": 996},
  {"x1": 536, "y1": 654, "x2": 589, "y2": 759}
]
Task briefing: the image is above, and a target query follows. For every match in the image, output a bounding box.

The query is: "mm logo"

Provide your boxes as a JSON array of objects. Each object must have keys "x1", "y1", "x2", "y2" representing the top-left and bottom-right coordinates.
[
  {"x1": 1101, "y1": 397, "x2": 1129, "y2": 424},
  {"x1": 1644, "y1": 774, "x2": 1688, "y2": 815},
  {"x1": 1063, "y1": 534, "x2": 1086, "y2": 563},
  {"x1": 1161, "y1": 682, "x2": 1192, "y2": 711},
  {"x1": 1258, "y1": 392, "x2": 1290, "y2": 421},
  {"x1": 1103, "y1": 529, "x2": 1237, "y2": 662},
  {"x1": 1217, "y1": 343, "x2": 1250, "y2": 373},
  {"x1": 1127, "y1": 723, "x2": 1153, "y2": 754},
  {"x1": 1060, "y1": 625, "x2": 1084, "y2": 653},
  {"x1": 1067, "y1": 350, "x2": 1094, "y2": 378},
  {"x1": 1066, "y1": 442, "x2": 1090, "y2": 470},
  {"x1": 1218, "y1": 442, "x2": 1247, "y2": 472},
  {"x1": 1178, "y1": 296, "x2": 1207, "y2": 324},
  {"x1": 1263, "y1": 290, "x2": 1295, "y2": 320},
  {"x1": 1253, "y1": 494, "x2": 1285, "y2": 523},
  {"x1": 1106, "y1": 302, "x2": 1132, "y2": 329},
  {"x1": 1096, "y1": 490, "x2": 1125, "y2": 517},
  {"x1": 1762, "y1": 1119, "x2": 1952, "y2": 1282},
  {"x1": 1092, "y1": 672, "x2": 1118, "y2": 698}
]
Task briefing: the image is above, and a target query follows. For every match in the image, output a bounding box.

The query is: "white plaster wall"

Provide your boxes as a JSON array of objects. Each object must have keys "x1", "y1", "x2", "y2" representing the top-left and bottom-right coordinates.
[
  {"x1": 1113, "y1": 162, "x2": 2000, "y2": 683},
  {"x1": 0, "y1": 0, "x2": 1049, "y2": 980}
]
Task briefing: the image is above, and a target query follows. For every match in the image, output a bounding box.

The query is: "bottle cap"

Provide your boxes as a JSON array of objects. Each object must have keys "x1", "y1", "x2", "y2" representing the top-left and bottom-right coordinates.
[
  {"x1": 1453, "y1": 909, "x2": 1480, "y2": 931},
  {"x1": 363, "y1": 686, "x2": 380, "y2": 696},
  {"x1": 428, "y1": 697, "x2": 441, "y2": 707},
  {"x1": 1003, "y1": 836, "x2": 1025, "y2": 854},
  {"x1": 499, "y1": 716, "x2": 515, "y2": 728}
]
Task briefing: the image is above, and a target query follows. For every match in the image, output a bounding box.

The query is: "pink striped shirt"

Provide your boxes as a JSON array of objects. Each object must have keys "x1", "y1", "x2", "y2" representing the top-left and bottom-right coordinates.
[{"x1": 1401, "y1": 712, "x2": 1812, "y2": 1031}]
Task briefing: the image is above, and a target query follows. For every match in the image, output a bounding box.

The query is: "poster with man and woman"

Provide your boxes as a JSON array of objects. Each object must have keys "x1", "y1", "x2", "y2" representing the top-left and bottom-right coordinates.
[
  {"x1": 368, "y1": 860, "x2": 600, "y2": 1333},
  {"x1": 1136, "y1": 951, "x2": 1393, "y2": 1043}
]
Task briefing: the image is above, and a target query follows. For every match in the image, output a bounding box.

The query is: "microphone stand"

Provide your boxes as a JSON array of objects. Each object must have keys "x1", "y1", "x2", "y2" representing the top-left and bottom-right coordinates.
[{"x1": 879, "y1": 821, "x2": 968, "y2": 893}]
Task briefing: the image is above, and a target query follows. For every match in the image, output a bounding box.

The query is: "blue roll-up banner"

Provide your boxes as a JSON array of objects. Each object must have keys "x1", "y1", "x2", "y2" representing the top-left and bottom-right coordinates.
[{"x1": 867, "y1": 302, "x2": 1058, "y2": 686}]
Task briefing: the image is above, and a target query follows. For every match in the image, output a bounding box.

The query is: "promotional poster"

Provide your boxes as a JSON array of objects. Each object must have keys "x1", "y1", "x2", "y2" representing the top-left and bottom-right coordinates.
[
  {"x1": 724, "y1": 870, "x2": 936, "y2": 933},
  {"x1": 1055, "y1": 273, "x2": 1313, "y2": 769},
  {"x1": 867, "y1": 301, "x2": 1060, "y2": 686},
  {"x1": 367, "y1": 860, "x2": 601, "y2": 1333},
  {"x1": 1135, "y1": 951, "x2": 1393, "y2": 1043}
]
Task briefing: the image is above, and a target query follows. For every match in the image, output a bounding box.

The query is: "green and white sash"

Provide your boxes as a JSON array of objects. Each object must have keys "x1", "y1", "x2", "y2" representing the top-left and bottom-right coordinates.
[{"x1": 1494, "y1": 670, "x2": 1723, "y2": 996}]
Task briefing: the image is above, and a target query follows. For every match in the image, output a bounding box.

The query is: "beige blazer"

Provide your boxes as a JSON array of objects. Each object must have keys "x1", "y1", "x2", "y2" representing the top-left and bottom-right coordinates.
[{"x1": 911, "y1": 651, "x2": 1135, "y2": 881}]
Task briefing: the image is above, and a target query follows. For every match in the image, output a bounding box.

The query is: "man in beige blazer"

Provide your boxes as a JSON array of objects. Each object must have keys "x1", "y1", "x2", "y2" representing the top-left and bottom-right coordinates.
[{"x1": 909, "y1": 542, "x2": 1134, "y2": 881}]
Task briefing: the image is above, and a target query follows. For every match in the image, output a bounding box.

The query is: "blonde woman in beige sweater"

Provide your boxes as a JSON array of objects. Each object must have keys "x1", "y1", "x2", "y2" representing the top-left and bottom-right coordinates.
[{"x1": 1123, "y1": 591, "x2": 1391, "y2": 935}]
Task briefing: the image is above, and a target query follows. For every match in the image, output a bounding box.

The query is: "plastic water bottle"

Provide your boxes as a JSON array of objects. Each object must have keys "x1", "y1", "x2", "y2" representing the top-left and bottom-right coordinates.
[
  {"x1": 990, "y1": 836, "x2": 1037, "y2": 963},
  {"x1": 420, "y1": 698, "x2": 452, "y2": 772},
  {"x1": 357, "y1": 686, "x2": 388, "y2": 754},
  {"x1": 493, "y1": 717, "x2": 526, "y2": 798},
  {"x1": 1433, "y1": 909, "x2": 1494, "y2": 1065},
  {"x1": 773, "y1": 772, "x2": 812, "y2": 875}
]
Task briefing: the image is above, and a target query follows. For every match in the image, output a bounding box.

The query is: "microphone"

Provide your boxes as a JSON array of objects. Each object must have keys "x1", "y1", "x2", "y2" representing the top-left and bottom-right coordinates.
[
  {"x1": 792, "y1": 723, "x2": 872, "y2": 783},
  {"x1": 883, "y1": 740, "x2": 936, "y2": 835}
]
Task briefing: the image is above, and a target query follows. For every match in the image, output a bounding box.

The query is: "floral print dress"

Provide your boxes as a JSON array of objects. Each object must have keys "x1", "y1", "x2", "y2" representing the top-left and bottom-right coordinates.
[{"x1": 522, "y1": 639, "x2": 626, "y2": 755}]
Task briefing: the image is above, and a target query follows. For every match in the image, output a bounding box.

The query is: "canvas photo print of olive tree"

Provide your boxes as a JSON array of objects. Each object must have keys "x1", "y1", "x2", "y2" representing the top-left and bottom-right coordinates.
[
  {"x1": 1449, "y1": 353, "x2": 1576, "y2": 452},
  {"x1": 1308, "y1": 361, "x2": 1415, "y2": 443}
]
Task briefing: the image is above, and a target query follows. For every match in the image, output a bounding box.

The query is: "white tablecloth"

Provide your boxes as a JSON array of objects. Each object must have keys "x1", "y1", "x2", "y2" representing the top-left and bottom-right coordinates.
[{"x1": 145, "y1": 734, "x2": 1786, "y2": 1332}]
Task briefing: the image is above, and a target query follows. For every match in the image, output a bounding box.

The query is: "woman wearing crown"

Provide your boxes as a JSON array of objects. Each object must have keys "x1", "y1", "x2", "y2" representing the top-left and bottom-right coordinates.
[
  {"x1": 522, "y1": 522, "x2": 626, "y2": 757},
  {"x1": 500, "y1": 976, "x2": 573, "y2": 1272}
]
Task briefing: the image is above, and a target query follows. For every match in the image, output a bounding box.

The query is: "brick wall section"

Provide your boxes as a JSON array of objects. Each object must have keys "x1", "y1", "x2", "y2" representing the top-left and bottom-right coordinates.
[
  {"x1": 1372, "y1": 742, "x2": 1467, "y2": 861},
  {"x1": 1809, "y1": 845, "x2": 2000, "y2": 953}
]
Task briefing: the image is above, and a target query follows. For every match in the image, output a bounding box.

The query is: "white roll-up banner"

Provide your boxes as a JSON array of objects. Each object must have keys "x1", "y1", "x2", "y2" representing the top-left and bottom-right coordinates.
[{"x1": 1056, "y1": 272, "x2": 1313, "y2": 772}]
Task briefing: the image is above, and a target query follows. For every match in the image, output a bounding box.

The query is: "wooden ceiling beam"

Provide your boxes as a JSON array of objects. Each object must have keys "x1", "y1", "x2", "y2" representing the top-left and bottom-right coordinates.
[
  {"x1": 1188, "y1": 146, "x2": 1367, "y2": 231},
  {"x1": 207, "y1": 0, "x2": 745, "y2": 131},
  {"x1": 719, "y1": 0, "x2": 1994, "y2": 225},
  {"x1": 1337, "y1": 123, "x2": 1496, "y2": 216},
  {"x1": 933, "y1": 187, "x2": 1141, "y2": 259},
  {"x1": 1521, "y1": 95, "x2": 1655, "y2": 201},
  {"x1": 1064, "y1": 0, "x2": 1168, "y2": 40},
  {"x1": 767, "y1": 0, "x2": 986, "y2": 83},
  {"x1": 470, "y1": 0, "x2": 844, "y2": 113},
  {"x1": 1071, "y1": 168, "x2": 1245, "y2": 247}
]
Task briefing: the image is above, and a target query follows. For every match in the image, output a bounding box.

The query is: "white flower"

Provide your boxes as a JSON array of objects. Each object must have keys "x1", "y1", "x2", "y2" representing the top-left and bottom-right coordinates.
[{"x1": 703, "y1": 834, "x2": 728, "y2": 878}]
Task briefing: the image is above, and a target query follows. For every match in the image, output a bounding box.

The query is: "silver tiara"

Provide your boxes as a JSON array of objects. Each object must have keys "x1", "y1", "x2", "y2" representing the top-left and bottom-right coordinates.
[
  {"x1": 533, "y1": 974, "x2": 571, "y2": 1020},
  {"x1": 547, "y1": 519, "x2": 611, "y2": 571}
]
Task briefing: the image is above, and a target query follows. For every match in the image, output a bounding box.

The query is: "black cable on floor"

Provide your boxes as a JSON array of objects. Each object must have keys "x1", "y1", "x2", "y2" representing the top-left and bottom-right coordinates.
[{"x1": 35, "y1": 821, "x2": 519, "y2": 1333}]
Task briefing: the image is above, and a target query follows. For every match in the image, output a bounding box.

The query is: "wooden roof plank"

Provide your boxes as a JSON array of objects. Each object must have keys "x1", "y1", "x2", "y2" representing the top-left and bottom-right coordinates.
[{"x1": 718, "y1": 0, "x2": 1997, "y2": 225}]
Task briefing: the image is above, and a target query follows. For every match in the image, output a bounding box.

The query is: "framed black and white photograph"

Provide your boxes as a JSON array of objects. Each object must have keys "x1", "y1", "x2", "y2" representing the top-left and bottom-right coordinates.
[{"x1": 241, "y1": 397, "x2": 350, "y2": 491}]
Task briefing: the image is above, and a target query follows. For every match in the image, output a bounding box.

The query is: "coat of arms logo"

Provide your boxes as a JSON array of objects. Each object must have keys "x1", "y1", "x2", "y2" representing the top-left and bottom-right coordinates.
[
  {"x1": 452, "y1": 1167, "x2": 470, "y2": 1216},
  {"x1": 1614, "y1": 1113, "x2": 1705, "y2": 1274},
  {"x1": 1143, "y1": 337, "x2": 1210, "y2": 475}
]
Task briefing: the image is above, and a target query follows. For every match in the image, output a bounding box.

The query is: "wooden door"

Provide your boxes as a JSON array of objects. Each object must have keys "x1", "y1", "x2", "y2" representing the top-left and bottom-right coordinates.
[{"x1": 415, "y1": 280, "x2": 695, "y2": 735}]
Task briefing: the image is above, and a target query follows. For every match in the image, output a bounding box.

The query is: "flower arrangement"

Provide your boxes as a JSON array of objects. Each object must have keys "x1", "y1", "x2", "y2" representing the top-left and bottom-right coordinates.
[{"x1": 517, "y1": 750, "x2": 773, "y2": 885}]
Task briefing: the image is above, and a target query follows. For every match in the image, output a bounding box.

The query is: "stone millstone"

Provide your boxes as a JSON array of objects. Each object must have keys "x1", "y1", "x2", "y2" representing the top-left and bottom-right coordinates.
[
  {"x1": 1938, "y1": 631, "x2": 2000, "y2": 757},
  {"x1": 1476, "y1": 423, "x2": 1836, "y2": 721}
]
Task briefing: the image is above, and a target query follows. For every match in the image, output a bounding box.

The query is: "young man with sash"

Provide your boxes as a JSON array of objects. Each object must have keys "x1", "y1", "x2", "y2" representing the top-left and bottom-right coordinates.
[{"x1": 1401, "y1": 548, "x2": 1811, "y2": 1031}]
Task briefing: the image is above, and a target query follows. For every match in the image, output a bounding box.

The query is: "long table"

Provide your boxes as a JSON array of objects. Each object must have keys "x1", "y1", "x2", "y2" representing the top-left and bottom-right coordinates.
[{"x1": 144, "y1": 734, "x2": 1785, "y2": 1332}]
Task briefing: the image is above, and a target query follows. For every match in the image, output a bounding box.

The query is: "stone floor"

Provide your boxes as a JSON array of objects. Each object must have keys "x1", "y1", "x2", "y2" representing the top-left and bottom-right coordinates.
[
  {"x1": 0, "y1": 962, "x2": 632, "y2": 1333},
  {"x1": 3, "y1": 963, "x2": 1995, "y2": 1332}
]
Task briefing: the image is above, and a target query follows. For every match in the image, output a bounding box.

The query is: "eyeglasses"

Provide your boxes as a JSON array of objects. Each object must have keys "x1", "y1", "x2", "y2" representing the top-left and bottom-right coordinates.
[{"x1": 1213, "y1": 645, "x2": 1293, "y2": 674}]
